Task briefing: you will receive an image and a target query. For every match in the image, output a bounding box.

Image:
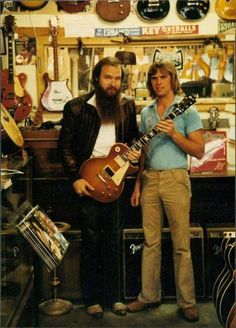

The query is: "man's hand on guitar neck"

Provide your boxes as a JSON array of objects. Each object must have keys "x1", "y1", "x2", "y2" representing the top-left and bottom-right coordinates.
[
  {"x1": 127, "y1": 148, "x2": 141, "y2": 163},
  {"x1": 73, "y1": 179, "x2": 95, "y2": 197}
]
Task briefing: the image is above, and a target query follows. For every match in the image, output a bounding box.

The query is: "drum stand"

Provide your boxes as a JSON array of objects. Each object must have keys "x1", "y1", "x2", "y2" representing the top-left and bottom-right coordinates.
[{"x1": 38, "y1": 222, "x2": 73, "y2": 316}]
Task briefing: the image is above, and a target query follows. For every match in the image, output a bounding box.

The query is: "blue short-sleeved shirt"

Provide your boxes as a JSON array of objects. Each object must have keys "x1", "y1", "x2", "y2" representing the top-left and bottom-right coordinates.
[{"x1": 139, "y1": 95, "x2": 203, "y2": 170}]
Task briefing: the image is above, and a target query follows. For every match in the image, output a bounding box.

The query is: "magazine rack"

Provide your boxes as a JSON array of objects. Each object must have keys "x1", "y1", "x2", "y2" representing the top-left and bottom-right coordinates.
[{"x1": 38, "y1": 221, "x2": 73, "y2": 315}]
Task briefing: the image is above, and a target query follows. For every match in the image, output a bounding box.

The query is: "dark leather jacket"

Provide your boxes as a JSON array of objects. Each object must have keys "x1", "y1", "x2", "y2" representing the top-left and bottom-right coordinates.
[{"x1": 58, "y1": 91, "x2": 139, "y2": 182}]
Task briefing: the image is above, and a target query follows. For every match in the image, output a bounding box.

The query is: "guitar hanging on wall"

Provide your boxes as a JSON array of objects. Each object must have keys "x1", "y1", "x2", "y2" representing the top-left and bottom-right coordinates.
[
  {"x1": 1, "y1": 15, "x2": 32, "y2": 122},
  {"x1": 137, "y1": 0, "x2": 170, "y2": 21},
  {"x1": 215, "y1": 0, "x2": 236, "y2": 20},
  {"x1": 80, "y1": 94, "x2": 196, "y2": 203},
  {"x1": 176, "y1": 0, "x2": 210, "y2": 20},
  {"x1": 19, "y1": 0, "x2": 48, "y2": 10},
  {"x1": 41, "y1": 18, "x2": 73, "y2": 112},
  {"x1": 96, "y1": 0, "x2": 131, "y2": 22},
  {"x1": 56, "y1": 0, "x2": 90, "y2": 13}
]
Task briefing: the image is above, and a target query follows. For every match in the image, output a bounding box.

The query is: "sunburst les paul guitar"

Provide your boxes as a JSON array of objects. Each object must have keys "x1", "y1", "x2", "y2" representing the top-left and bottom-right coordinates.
[
  {"x1": 79, "y1": 94, "x2": 196, "y2": 203},
  {"x1": 41, "y1": 18, "x2": 73, "y2": 112}
]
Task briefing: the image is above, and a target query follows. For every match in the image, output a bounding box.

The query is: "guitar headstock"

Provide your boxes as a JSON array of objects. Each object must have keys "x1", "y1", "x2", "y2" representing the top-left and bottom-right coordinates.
[
  {"x1": 49, "y1": 16, "x2": 59, "y2": 38},
  {"x1": 4, "y1": 14, "x2": 16, "y2": 34}
]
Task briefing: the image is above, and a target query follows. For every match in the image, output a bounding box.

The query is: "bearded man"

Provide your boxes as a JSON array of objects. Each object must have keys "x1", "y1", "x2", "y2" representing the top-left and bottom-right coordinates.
[{"x1": 59, "y1": 56, "x2": 140, "y2": 318}]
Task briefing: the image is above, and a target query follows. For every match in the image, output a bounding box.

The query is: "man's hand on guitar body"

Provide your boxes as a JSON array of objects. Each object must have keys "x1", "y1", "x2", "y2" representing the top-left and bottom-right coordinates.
[
  {"x1": 73, "y1": 179, "x2": 95, "y2": 197},
  {"x1": 74, "y1": 149, "x2": 140, "y2": 199}
]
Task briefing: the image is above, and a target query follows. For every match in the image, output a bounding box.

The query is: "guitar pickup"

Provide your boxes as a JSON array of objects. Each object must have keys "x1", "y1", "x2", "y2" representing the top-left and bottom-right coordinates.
[
  {"x1": 114, "y1": 155, "x2": 126, "y2": 167},
  {"x1": 103, "y1": 166, "x2": 115, "y2": 178}
]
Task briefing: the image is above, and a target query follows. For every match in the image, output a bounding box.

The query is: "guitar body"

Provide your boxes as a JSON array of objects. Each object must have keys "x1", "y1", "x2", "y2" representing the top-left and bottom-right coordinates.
[
  {"x1": 96, "y1": 0, "x2": 131, "y2": 22},
  {"x1": 1, "y1": 104, "x2": 24, "y2": 155},
  {"x1": 176, "y1": 0, "x2": 210, "y2": 20},
  {"x1": 214, "y1": 243, "x2": 236, "y2": 327},
  {"x1": 80, "y1": 143, "x2": 138, "y2": 203},
  {"x1": 212, "y1": 237, "x2": 232, "y2": 305},
  {"x1": 1, "y1": 69, "x2": 32, "y2": 122},
  {"x1": 215, "y1": 0, "x2": 236, "y2": 20},
  {"x1": 41, "y1": 75, "x2": 73, "y2": 112},
  {"x1": 2, "y1": 14, "x2": 32, "y2": 122},
  {"x1": 19, "y1": 0, "x2": 48, "y2": 10},
  {"x1": 137, "y1": 0, "x2": 170, "y2": 21},
  {"x1": 57, "y1": 0, "x2": 90, "y2": 13}
]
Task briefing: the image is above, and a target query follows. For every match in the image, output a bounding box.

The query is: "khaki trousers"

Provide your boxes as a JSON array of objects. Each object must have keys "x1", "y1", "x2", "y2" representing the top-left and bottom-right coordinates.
[{"x1": 138, "y1": 169, "x2": 196, "y2": 308}]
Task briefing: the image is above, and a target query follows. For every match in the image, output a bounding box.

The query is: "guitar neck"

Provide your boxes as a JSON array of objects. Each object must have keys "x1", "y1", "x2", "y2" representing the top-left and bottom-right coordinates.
[
  {"x1": 52, "y1": 35, "x2": 59, "y2": 80},
  {"x1": 7, "y1": 32, "x2": 14, "y2": 83},
  {"x1": 122, "y1": 95, "x2": 196, "y2": 161}
]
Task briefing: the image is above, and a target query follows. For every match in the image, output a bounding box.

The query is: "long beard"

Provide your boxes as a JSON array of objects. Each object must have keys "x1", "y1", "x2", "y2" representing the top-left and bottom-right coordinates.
[{"x1": 95, "y1": 85, "x2": 123, "y2": 124}]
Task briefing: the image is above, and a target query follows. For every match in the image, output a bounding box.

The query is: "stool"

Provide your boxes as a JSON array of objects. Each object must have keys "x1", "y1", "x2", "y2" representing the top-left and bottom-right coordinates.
[{"x1": 38, "y1": 222, "x2": 73, "y2": 315}]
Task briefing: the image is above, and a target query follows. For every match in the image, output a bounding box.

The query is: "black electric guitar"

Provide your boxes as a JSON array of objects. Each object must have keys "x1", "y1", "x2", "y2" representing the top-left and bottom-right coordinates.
[
  {"x1": 176, "y1": 0, "x2": 210, "y2": 20},
  {"x1": 212, "y1": 236, "x2": 234, "y2": 306},
  {"x1": 79, "y1": 94, "x2": 196, "y2": 203},
  {"x1": 137, "y1": 0, "x2": 170, "y2": 21},
  {"x1": 214, "y1": 242, "x2": 236, "y2": 327}
]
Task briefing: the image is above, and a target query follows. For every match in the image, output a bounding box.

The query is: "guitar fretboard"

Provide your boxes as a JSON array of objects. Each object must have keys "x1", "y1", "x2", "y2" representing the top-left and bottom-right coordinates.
[{"x1": 121, "y1": 94, "x2": 196, "y2": 162}]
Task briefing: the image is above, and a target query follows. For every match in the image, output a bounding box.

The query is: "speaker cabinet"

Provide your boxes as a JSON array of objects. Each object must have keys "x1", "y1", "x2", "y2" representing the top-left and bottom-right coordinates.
[
  {"x1": 34, "y1": 229, "x2": 82, "y2": 302},
  {"x1": 205, "y1": 226, "x2": 235, "y2": 298},
  {"x1": 123, "y1": 225, "x2": 205, "y2": 300}
]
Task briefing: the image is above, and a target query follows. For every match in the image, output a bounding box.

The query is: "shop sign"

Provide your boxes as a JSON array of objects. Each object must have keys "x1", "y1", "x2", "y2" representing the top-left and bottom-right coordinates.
[
  {"x1": 142, "y1": 25, "x2": 198, "y2": 35},
  {"x1": 218, "y1": 20, "x2": 236, "y2": 34},
  {"x1": 95, "y1": 25, "x2": 198, "y2": 37},
  {"x1": 95, "y1": 28, "x2": 141, "y2": 37}
]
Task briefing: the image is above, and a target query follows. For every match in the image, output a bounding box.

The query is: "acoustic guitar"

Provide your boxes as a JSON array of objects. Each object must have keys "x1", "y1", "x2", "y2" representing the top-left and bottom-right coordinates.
[
  {"x1": 41, "y1": 18, "x2": 73, "y2": 112},
  {"x1": 57, "y1": 0, "x2": 90, "y2": 13},
  {"x1": 79, "y1": 94, "x2": 196, "y2": 203},
  {"x1": 137, "y1": 0, "x2": 170, "y2": 21},
  {"x1": 19, "y1": 0, "x2": 47, "y2": 10},
  {"x1": 1, "y1": 104, "x2": 24, "y2": 155},
  {"x1": 1, "y1": 15, "x2": 32, "y2": 122},
  {"x1": 96, "y1": 0, "x2": 131, "y2": 22},
  {"x1": 176, "y1": 0, "x2": 210, "y2": 20},
  {"x1": 215, "y1": 0, "x2": 236, "y2": 20}
]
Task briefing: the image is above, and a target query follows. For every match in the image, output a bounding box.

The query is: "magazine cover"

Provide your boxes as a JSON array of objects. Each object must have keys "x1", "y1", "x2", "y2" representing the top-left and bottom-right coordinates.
[
  {"x1": 8, "y1": 201, "x2": 70, "y2": 271},
  {"x1": 190, "y1": 131, "x2": 227, "y2": 173}
]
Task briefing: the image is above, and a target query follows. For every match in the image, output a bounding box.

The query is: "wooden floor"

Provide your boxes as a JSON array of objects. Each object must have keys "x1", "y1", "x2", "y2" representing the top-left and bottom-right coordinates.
[{"x1": 38, "y1": 300, "x2": 222, "y2": 328}]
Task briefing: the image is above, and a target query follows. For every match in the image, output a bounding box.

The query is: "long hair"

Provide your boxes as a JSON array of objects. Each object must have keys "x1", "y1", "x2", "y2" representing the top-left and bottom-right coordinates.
[
  {"x1": 92, "y1": 56, "x2": 125, "y2": 124},
  {"x1": 146, "y1": 61, "x2": 182, "y2": 99},
  {"x1": 92, "y1": 56, "x2": 125, "y2": 88}
]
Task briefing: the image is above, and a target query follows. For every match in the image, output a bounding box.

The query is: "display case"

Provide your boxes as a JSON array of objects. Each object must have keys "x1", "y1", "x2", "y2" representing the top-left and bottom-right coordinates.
[{"x1": 1, "y1": 156, "x2": 35, "y2": 327}]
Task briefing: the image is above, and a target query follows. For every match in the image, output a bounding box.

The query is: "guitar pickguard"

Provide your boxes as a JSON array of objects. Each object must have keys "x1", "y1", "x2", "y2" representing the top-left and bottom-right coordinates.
[{"x1": 110, "y1": 161, "x2": 129, "y2": 186}]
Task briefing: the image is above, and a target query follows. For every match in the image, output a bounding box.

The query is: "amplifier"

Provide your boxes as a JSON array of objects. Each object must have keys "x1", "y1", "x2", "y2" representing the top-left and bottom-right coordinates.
[
  {"x1": 123, "y1": 225, "x2": 205, "y2": 300},
  {"x1": 205, "y1": 226, "x2": 235, "y2": 298},
  {"x1": 34, "y1": 229, "x2": 82, "y2": 302}
]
